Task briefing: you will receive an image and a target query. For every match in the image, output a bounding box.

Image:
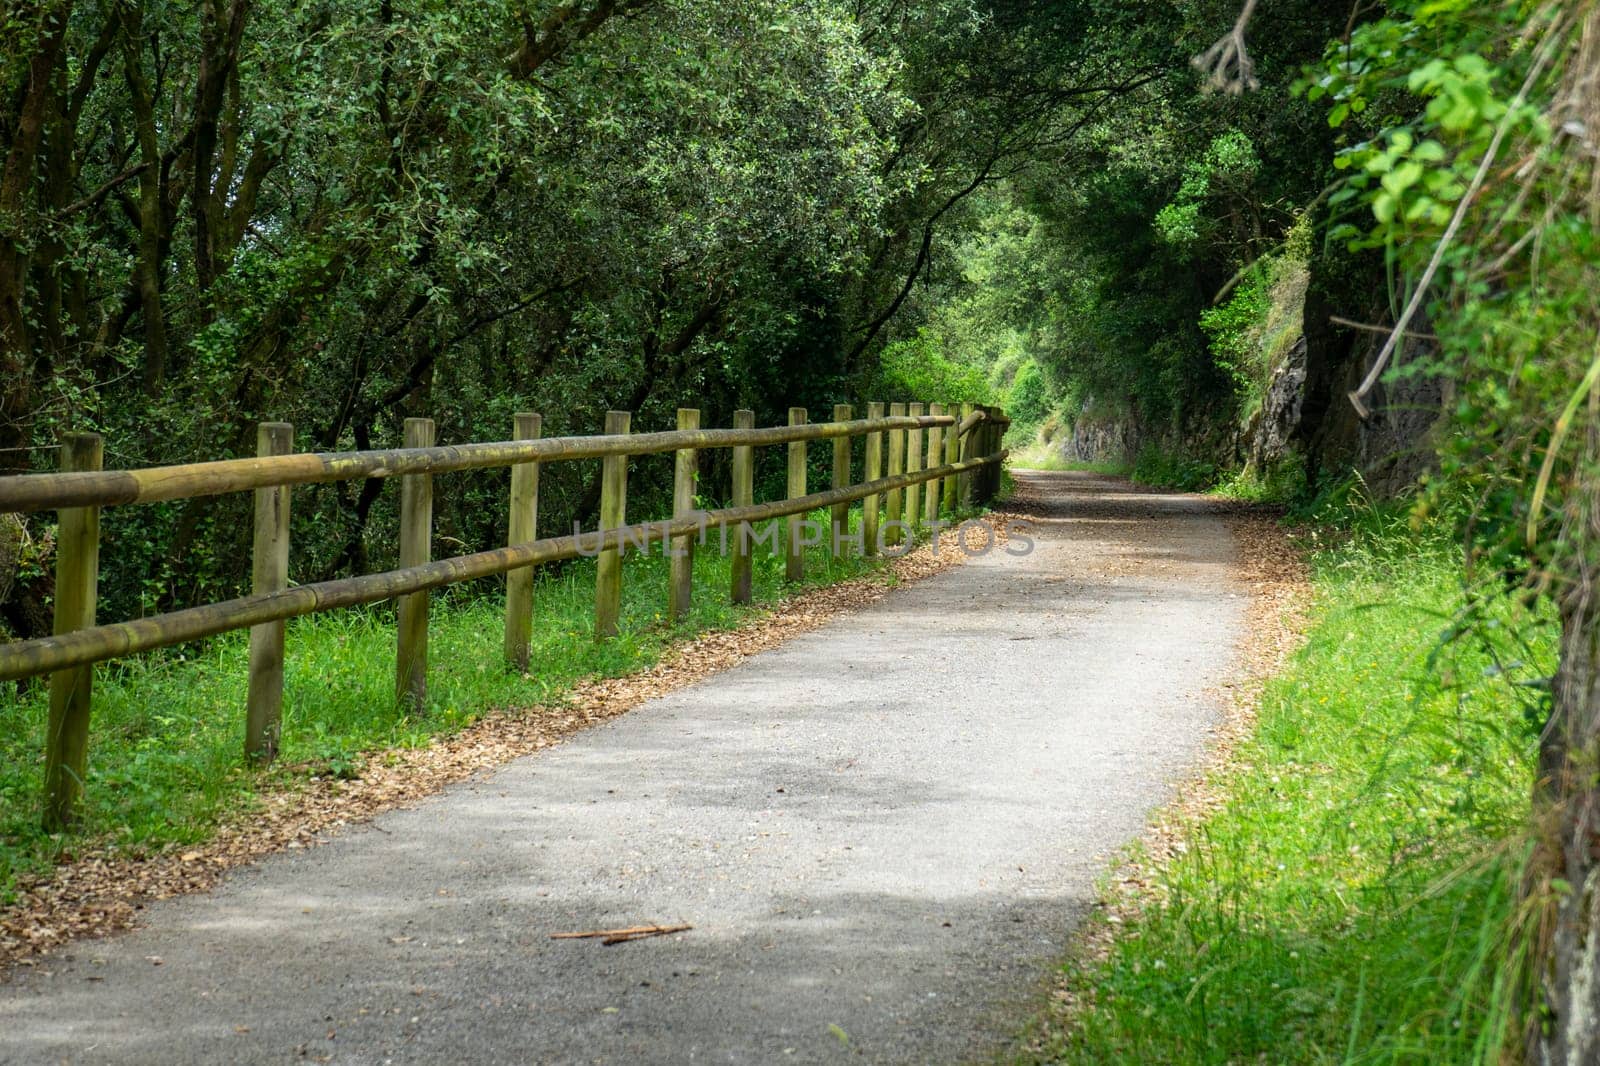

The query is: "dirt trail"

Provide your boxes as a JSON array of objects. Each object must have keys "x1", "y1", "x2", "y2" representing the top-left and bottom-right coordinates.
[{"x1": 0, "y1": 471, "x2": 1244, "y2": 1065}]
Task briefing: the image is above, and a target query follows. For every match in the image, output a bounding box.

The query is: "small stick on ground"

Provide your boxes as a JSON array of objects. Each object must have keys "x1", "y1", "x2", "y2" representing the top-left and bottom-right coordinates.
[{"x1": 551, "y1": 924, "x2": 691, "y2": 945}]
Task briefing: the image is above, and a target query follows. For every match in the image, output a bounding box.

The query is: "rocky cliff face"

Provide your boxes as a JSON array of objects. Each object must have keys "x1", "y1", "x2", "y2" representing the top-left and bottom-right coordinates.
[
  {"x1": 1246, "y1": 319, "x2": 1444, "y2": 492},
  {"x1": 1244, "y1": 336, "x2": 1307, "y2": 473},
  {"x1": 1037, "y1": 303, "x2": 1444, "y2": 493},
  {"x1": 1295, "y1": 242, "x2": 1447, "y2": 494},
  {"x1": 1051, "y1": 413, "x2": 1144, "y2": 466}
]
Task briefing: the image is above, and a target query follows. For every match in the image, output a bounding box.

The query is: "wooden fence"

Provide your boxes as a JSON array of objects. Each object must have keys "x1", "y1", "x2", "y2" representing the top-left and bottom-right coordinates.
[{"x1": 0, "y1": 402, "x2": 1009, "y2": 830}]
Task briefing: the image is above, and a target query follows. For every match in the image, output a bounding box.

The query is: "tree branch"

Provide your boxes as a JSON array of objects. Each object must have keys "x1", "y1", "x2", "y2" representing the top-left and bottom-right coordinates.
[
  {"x1": 1191, "y1": 0, "x2": 1261, "y2": 95},
  {"x1": 508, "y1": 0, "x2": 653, "y2": 80}
]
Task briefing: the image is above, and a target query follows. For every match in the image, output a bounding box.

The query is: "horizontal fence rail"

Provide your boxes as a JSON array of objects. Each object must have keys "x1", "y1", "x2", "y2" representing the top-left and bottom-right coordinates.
[
  {"x1": 0, "y1": 415, "x2": 965, "y2": 515},
  {"x1": 1, "y1": 401, "x2": 1008, "y2": 830},
  {"x1": 0, "y1": 454, "x2": 999, "y2": 682}
]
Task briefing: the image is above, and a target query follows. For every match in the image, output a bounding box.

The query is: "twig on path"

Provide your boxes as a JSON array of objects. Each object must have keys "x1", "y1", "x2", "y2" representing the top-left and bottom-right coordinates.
[{"x1": 550, "y1": 924, "x2": 692, "y2": 945}]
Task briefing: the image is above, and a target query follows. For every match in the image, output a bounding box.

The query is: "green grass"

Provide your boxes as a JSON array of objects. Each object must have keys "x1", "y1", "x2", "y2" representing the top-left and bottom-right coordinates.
[
  {"x1": 1018, "y1": 497, "x2": 1554, "y2": 1064},
  {"x1": 1207, "y1": 456, "x2": 1309, "y2": 504},
  {"x1": 0, "y1": 509, "x2": 894, "y2": 902},
  {"x1": 1129, "y1": 442, "x2": 1310, "y2": 505}
]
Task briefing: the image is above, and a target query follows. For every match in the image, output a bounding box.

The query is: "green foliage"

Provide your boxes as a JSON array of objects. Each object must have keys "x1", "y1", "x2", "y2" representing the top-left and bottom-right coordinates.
[
  {"x1": 939, "y1": 0, "x2": 1351, "y2": 455},
  {"x1": 999, "y1": 357, "x2": 1056, "y2": 445},
  {"x1": 876, "y1": 329, "x2": 991, "y2": 404},
  {"x1": 1194, "y1": 219, "x2": 1312, "y2": 421},
  {"x1": 1300, "y1": 0, "x2": 1596, "y2": 650},
  {"x1": 2, "y1": 0, "x2": 1188, "y2": 634},
  {"x1": 1210, "y1": 455, "x2": 1310, "y2": 505},
  {"x1": 1008, "y1": 451, "x2": 1130, "y2": 475},
  {"x1": 1132, "y1": 445, "x2": 1221, "y2": 493},
  {"x1": 1198, "y1": 271, "x2": 1271, "y2": 393},
  {"x1": 1154, "y1": 131, "x2": 1263, "y2": 254},
  {"x1": 1307, "y1": 14, "x2": 1546, "y2": 250}
]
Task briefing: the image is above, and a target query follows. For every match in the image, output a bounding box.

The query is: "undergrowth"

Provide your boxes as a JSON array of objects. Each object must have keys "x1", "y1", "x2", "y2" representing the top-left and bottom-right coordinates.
[
  {"x1": 1132, "y1": 444, "x2": 1310, "y2": 507},
  {"x1": 0, "y1": 510, "x2": 892, "y2": 902},
  {"x1": 1019, "y1": 484, "x2": 1554, "y2": 1064},
  {"x1": 1131, "y1": 445, "x2": 1221, "y2": 492}
]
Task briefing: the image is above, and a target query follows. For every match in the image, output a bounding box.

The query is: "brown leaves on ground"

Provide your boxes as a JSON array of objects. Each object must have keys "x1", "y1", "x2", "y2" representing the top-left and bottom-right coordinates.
[
  {"x1": 1131, "y1": 510, "x2": 1311, "y2": 882},
  {"x1": 1036, "y1": 505, "x2": 1313, "y2": 1027},
  {"x1": 0, "y1": 522, "x2": 1012, "y2": 976}
]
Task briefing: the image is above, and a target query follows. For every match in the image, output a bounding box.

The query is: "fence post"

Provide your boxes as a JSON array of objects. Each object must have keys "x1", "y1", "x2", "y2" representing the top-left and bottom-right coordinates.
[
  {"x1": 245, "y1": 422, "x2": 293, "y2": 765},
  {"x1": 981, "y1": 405, "x2": 1003, "y2": 503},
  {"x1": 830, "y1": 404, "x2": 852, "y2": 559},
  {"x1": 905, "y1": 402, "x2": 924, "y2": 534},
  {"x1": 863, "y1": 402, "x2": 884, "y2": 556},
  {"x1": 958, "y1": 402, "x2": 977, "y2": 508},
  {"x1": 975, "y1": 405, "x2": 997, "y2": 504},
  {"x1": 730, "y1": 409, "x2": 755, "y2": 604},
  {"x1": 786, "y1": 407, "x2": 807, "y2": 582},
  {"x1": 992, "y1": 405, "x2": 1008, "y2": 501},
  {"x1": 943, "y1": 402, "x2": 960, "y2": 513},
  {"x1": 925, "y1": 404, "x2": 944, "y2": 526},
  {"x1": 886, "y1": 403, "x2": 906, "y2": 545},
  {"x1": 395, "y1": 417, "x2": 434, "y2": 710},
  {"x1": 669, "y1": 408, "x2": 700, "y2": 621},
  {"x1": 595, "y1": 410, "x2": 630, "y2": 640},
  {"x1": 42, "y1": 432, "x2": 102, "y2": 831},
  {"x1": 972, "y1": 404, "x2": 985, "y2": 505},
  {"x1": 503, "y1": 412, "x2": 542, "y2": 672}
]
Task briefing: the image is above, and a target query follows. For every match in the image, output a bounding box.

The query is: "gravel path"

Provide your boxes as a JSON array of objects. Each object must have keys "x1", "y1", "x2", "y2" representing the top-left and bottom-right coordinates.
[{"x1": 0, "y1": 471, "x2": 1243, "y2": 1065}]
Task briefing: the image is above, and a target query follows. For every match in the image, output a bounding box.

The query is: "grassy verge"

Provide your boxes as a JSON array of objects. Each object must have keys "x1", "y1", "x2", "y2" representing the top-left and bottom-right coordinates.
[
  {"x1": 1020, "y1": 496, "x2": 1554, "y2": 1064},
  {"x1": 0, "y1": 510, "x2": 889, "y2": 903},
  {"x1": 1123, "y1": 443, "x2": 1308, "y2": 505}
]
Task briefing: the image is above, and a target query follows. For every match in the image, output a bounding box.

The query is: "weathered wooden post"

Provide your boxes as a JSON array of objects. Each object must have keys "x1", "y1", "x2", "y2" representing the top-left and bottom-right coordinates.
[
  {"x1": 982, "y1": 405, "x2": 1004, "y2": 503},
  {"x1": 977, "y1": 405, "x2": 995, "y2": 504},
  {"x1": 925, "y1": 404, "x2": 944, "y2": 526},
  {"x1": 503, "y1": 412, "x2": 542, "y2": 672},
  {"x1": 730, "y1": 410, "x2": 755, "y2": 604},
  {"x1": 905, "y1": 402, "x2": 924, "y2": 533},
  {"x1": 863, "y1": 402, "x2": 884, "y2": 556},
  {"x1": 595, "y1": 410, "x2": 630, "y2": 640},
  {"x1": 395, "y1": 417, "x2": 434, "y2": 710},
  {"x1": 245, "y1": 422, "x2": 292, "y2": 764},
  {"x1": 970, "y1": 405, "x2": 985, "y2": 505},
  {"x1": 943, "y1": 402, "x2": 960, "y2": 513},
  {"x1": 786, "y1": 407, "x2": 807, "y2": 582},
  {"x1": 830, "y1": 404, "x2": 852, "y2": 559},
  {"x1": 669, "y1": 408, "x2": 700, "y2": 621},
  {"x1": 42, "y1": 432, "x2": 102, "y2": 831},
  {"x1": 958, "y1": 402, "x2": 977, "y2": 508},
  {"x1": 886, "y1": 403, "x2": 906, "y2": 545}
]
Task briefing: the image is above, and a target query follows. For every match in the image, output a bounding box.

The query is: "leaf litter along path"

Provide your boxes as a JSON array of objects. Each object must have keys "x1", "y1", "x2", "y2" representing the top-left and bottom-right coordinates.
[
  {"x1": 0, "y1": 471, "x2": 1253, "y2": 1065},
  {"x1": 0, "y1": 524, "x2": 996, "y2": 971}
]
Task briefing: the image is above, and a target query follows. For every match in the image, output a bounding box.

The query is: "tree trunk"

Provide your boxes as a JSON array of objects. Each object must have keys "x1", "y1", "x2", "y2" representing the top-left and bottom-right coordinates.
[
  {"x1": 0, "y1": 1, "x2": 74, "y2": 471},
  {"x1": 1533, "y1": 465, "x2": 1600, "y2": 1065}
]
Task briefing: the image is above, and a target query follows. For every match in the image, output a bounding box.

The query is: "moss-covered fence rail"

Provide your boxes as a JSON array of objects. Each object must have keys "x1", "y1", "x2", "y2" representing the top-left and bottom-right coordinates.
[{"x1": 0, "y1": 403, "x2": 1009, "y2": 830}]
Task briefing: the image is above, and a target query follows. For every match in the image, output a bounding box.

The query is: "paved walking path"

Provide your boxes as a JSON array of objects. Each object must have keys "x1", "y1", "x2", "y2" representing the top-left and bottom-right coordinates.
[{"x1": 0, "y1": 471, "x2": 1243, "y2": 1065}]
